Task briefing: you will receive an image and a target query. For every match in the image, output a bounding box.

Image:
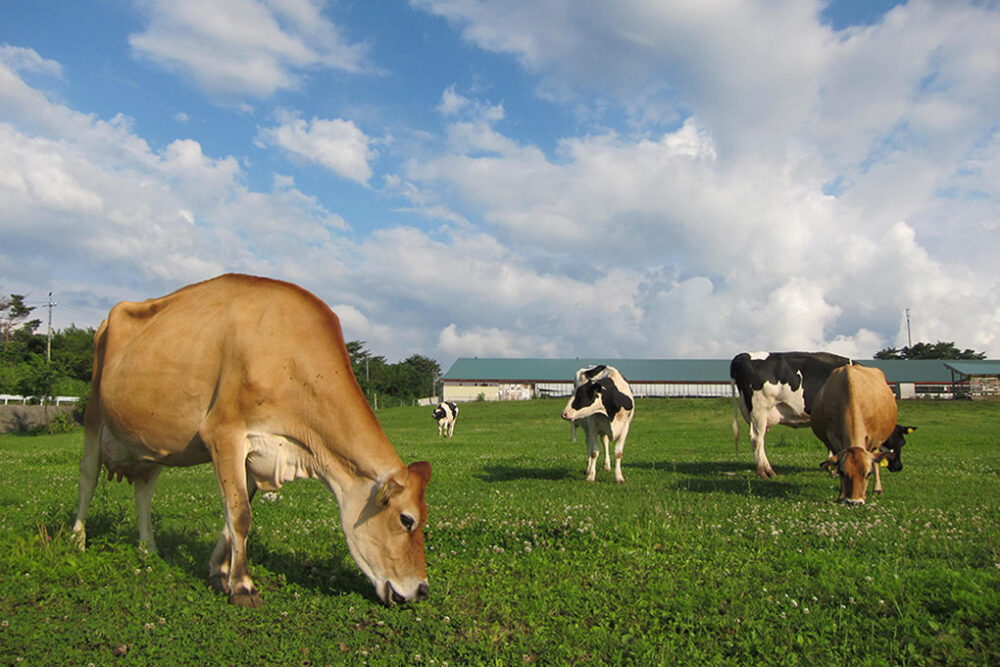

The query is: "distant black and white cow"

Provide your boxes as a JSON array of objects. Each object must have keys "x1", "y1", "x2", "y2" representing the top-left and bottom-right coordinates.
[
  {"x1": 730, "y1": 351, "x2": 850, "y2": 478},
  {"x1": 432, "y1": 401, "x2": 459, "y2": 438},
  {"x1": 561, "y1": 365, "x2": 635, "y2": 483}
]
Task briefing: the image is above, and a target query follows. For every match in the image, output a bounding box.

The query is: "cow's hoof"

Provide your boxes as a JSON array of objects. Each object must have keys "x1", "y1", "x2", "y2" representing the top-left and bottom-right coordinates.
[
  {"x1": 615, "y1": 478, "x2": 625, "y2": 484},
  {"x1": 230, "y1": 589, "x2": 262, "y2": 608},
  {"x1": 208, "y1": 574, "x2": 231, "y2": 594}
]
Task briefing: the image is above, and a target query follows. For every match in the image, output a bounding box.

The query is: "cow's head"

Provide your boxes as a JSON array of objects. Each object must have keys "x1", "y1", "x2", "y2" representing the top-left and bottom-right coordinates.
[
  {"x1": 342, "y1": 461, "x2": 432, "y2": 605},
  {"x1": 432, "y1": 406, "x2": 445, "y2": 420},
  {"x1": 879, "y1": 425, "x2": 915, "y2": 473},
  {"x1": 561, "y1": 379, "x2": 607, "y2": 422},
  {"x1": 834, "y1": 447, "x2": 890, "y2": 505}
]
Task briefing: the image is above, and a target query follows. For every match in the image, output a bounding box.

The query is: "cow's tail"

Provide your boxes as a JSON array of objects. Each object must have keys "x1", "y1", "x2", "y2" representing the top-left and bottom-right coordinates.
[{"x1": 731, "y1": 379, "x2": 741, "y2": 454}]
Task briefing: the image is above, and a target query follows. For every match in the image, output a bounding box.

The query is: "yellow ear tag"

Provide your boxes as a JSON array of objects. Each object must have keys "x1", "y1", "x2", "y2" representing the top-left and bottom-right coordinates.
[{"x1": 880, "y1": 458, "x2": 889, "y2": 468}]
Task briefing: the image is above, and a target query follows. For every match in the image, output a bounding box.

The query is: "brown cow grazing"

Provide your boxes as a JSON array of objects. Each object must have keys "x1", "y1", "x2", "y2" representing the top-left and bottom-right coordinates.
[
  {"x1": 71, "y1": 274, "x2": 431, "y2": 607},
  {"x1": 809, "y1": 363, "x2": 897, "y2": 505}
]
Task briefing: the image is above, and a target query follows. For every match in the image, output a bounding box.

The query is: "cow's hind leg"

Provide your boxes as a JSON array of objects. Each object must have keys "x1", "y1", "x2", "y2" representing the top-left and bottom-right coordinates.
[
  {"x1": 206, "y1": 428, "x2": 261, "y2": 607},
  {"x1": 134, "y1": 466, "x2": 163, "y2": 554},
  {"x1": 612, "y1": 423, "x2": 630, "y2": 484},
  {"x1": 72, "y1": 406, "x2": 103, "y2": 549},
  {"x1": 602, "y1": 434, "x2": 612, "y2": 473},
  {"x1": 750, "y1": 415, "x2": 776, "y2": 478}
]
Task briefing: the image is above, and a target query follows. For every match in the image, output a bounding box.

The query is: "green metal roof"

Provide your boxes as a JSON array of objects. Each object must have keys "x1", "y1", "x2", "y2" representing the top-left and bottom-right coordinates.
[
  {"x1": 443, "y1": 358, "x2": 730, "y2": 382},
  {"x1": 942, "y1": 361, "x2": 1000, "y2": 377},
  {"x1": 443, "y1": 357, "x2": 965, "y2": 384}
]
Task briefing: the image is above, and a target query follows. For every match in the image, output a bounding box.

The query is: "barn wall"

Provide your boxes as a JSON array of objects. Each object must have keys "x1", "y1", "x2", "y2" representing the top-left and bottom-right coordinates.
[{"x1": 442, "y1": 383, "x2": 500, "y2": 402}]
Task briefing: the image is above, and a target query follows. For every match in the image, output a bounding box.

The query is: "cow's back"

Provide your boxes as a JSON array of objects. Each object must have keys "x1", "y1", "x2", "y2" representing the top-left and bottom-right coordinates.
[
  {"x1": 94, "y1": 274, "x2": 364, "y2": 456},
  {"x1": 811, "y1": 364, "x2": 896, "y2": 453}
]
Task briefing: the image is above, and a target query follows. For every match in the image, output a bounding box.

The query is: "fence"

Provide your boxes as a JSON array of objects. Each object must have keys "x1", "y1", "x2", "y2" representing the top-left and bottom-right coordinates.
[{"x1": 0, "y1": 394, "x2": 80, "y2": 406}]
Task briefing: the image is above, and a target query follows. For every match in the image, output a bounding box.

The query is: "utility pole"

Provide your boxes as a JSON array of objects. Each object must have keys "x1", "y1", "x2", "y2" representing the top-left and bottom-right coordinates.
[
  {"x1": 905, "y1": 308, "x2": 912, "y2": 348},
  {"x1": 46, "y1": 292, "x2": 56, "y2": 364}
]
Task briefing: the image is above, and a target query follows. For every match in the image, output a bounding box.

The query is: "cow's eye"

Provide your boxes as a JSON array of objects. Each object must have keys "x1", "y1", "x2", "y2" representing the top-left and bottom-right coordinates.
[{"x1": 400, "y1": 513, "x2": 416, "y2": 531}]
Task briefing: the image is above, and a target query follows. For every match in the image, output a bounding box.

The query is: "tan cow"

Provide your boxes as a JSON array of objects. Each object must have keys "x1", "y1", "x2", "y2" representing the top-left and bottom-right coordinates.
[
  {"x1": 71, "y1": 274, "x2": 431, "y2": 607},
  {"x1": 809, "y1": 363, "x2": 896, "y2": 505}
]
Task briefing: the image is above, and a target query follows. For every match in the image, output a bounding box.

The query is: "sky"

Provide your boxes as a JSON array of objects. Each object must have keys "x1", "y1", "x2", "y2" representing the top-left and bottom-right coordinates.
[{"x1": 1, "y1": 0, "x2": 998, "y2": 369}]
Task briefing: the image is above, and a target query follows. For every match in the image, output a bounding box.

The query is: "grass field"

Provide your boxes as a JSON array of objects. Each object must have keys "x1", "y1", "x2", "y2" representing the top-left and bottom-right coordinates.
[{"x1": 1, "y1": 398, "x2": 998, "y2": 665}]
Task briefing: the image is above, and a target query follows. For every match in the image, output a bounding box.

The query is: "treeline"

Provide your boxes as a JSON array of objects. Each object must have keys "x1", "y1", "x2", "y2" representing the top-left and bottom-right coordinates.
[
  {"x1": 346, "y1": 341, "x2": 442, "y2": 406},
  {"x1": 874, "y1": 341, "x2": 986, "y2": 360},
  {"x1": 0, "y1": 293, "x2": 93, "y2": 398},
  {"x1": 0, "y1": 294, "x2": 441, "y2": 408}
]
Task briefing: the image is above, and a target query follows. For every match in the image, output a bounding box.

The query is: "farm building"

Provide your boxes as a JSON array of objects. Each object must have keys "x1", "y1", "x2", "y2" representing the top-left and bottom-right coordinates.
[
  {"x1": 945, "y1": 361, "x2": 1000, "y2": 399},
  {"x1": 439, "y1": 357, "x2": 987, "y2": 402}
]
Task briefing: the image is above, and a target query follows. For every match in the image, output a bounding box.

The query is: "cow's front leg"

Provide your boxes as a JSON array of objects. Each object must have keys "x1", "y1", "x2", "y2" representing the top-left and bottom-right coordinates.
[
  {"x1": 208, "y1": 523, "x2": 232, "y2": 594},
  {"x1": 583, "y1": 426, "x2": 600, "y2": 482},
  {"x1": 872, "y1": 459, "x2": 884, "y2": 495}
]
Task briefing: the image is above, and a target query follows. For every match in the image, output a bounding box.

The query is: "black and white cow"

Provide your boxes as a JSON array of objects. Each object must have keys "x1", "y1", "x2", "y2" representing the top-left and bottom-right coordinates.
[
  {"x1": 730, "y1": 351, "x2": 850, "y2": 478},
  {"x1": 561, "y1": 365, "x2": 635, "y2": 483},
  {"x1": 570, "y1": 365, "x2": 613, "y2": 442},
  {"x1": 879, "y1": 424, "x2": 916, "y2": 473},
  {"x1": 432, "y1": 401, "x2": 459, "y2": 438}
]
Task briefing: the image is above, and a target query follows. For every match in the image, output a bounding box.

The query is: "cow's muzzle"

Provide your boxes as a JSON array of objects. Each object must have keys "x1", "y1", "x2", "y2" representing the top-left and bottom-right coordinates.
[{"x1": 383, "y1": 580, "x2": 430, "y2": 606}]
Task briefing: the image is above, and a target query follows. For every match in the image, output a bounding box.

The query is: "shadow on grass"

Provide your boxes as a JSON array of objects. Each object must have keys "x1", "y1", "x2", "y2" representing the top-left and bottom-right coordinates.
[
  {"x1": 627, "y1": 459, "x2": 817, "y2": 498},
  {"x1": 476, "y1": 464, "x2": 576, "y2": 482},
  {"x1": 61, "y1": 508, "x2": 374, "y2": 603}
]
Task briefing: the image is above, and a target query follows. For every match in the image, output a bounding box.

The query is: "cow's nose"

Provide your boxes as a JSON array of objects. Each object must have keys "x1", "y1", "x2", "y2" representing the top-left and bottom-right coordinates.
[
  {"x1": 561, "y1": 411, "x2": 571, "y2": 421},
  {"x1": 416, "y1": 581, "x2": 430, "y2": 601},
  {"x1": 843, "y1": 498, "x2": 865, "y2": 507}
]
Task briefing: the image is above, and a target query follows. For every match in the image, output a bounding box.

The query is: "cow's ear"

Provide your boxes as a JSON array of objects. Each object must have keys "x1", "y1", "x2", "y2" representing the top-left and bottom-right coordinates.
[
  {"x1": 408, "y1": 460, "x2": 432, "y2": 483},
  {"x1": 872, "y1": 450, "x2": 891, "y2": 463},
  {"x1": 376, "y1": 478, "x2": 404, "y2": 506}
]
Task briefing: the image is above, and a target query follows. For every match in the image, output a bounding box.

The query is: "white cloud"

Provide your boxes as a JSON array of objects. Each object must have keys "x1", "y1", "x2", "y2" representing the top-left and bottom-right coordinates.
[
  {"x1": 258, "y1": 113, "x2": 376, "y2": 185},
  {"x1": 0, "y1": 44, "x2": 62, "y2": 77},
  {"x1": 129, "y1": 0, "x2": 370, "y2": 100},
  {"x1": 400, "y1": 0, "x2": 1000, "y2": 360},
  {"x1": 0, "y1": 51, "x2": 352, "y2": 317},
  {"x1": 4, "y1": 1, "x2": 1000, "y2": 368}
]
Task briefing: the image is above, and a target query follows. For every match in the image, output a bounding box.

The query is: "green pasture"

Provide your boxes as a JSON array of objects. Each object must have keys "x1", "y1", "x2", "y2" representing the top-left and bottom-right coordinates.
[{"x1": 1, "y1": 398, "x2": 998, "y2": 665}]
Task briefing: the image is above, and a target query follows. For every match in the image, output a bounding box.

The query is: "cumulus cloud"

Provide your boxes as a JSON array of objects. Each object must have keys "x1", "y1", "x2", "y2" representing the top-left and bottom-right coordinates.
[
  {"x1": 4, "y1": 1, "x2": 1000, "y2": 366},
  {"x1": 400, "y1": 0, "x2": 1000, "y2": 359},
  {"x1": 258, "y1": 113, "x2": 376, "y2": 185},
  {"x1": 0, "y1": 50, "x2": 353, "y2": 320},
  {"x1": 129, "y1": 0, "x2": 370, "y2": 100}
]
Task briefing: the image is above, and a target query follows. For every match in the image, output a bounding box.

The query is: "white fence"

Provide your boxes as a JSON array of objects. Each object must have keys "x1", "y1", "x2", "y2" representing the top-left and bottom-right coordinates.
[{"x1": 0, "y1": 394, "x2": 79, "y2": 406}]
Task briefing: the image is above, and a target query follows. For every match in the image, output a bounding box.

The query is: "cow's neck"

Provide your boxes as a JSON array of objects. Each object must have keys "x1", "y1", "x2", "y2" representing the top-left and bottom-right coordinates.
[{"x1": 299, "y1": 395, "x2": 403, "y2": 495}]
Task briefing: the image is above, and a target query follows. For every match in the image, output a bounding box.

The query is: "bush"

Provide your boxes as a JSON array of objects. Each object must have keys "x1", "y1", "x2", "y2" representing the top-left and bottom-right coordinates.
[{"x1": 49, "y1": 412, "x2": 79, "y2": 434}]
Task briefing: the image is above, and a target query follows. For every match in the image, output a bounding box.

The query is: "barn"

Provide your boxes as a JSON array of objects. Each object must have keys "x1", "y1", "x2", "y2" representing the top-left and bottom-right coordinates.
[
  {"x1": 944, "y1": 361, "x2": 1000, "y2": 399},
  {"x1": 439, "y1": 357, "x2": 980, "y2": 403}
]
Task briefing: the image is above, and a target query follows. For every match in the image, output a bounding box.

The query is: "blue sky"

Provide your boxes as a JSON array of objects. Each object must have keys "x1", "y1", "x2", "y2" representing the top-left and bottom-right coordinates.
[{"x1": 1, "y1": 0, "x2": 998, "y2": 366}]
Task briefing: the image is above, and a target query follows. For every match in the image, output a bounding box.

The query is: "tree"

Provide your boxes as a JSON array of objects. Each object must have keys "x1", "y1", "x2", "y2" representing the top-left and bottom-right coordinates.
[
  {"x1": 401, "y1": 354, "x2": 442, "y2": 397},
  {"x1": 1, "y1": 294, "x2": 40, "y2": 349},
  {"x1": 345, "y1": 341, "x2": 442, "y2": 405},
  {"x1": 874, "y1": 341, "x2": 987, "y2": 360}
]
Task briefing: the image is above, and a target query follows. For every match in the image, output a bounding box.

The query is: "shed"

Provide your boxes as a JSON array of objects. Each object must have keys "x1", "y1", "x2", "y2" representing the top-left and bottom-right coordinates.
[{"x1": 943, "y1": 361, "x2": 1000, "y2": 399}]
